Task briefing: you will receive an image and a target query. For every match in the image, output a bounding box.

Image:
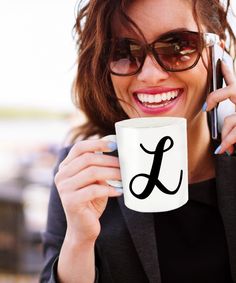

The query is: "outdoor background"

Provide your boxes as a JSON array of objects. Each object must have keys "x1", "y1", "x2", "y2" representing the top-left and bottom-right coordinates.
[
  {"x1": 0, "y1": 0, "x2": 84, "y2": 282},
  {"x1": 0, "y1": 1, "x2": 235, "y2": 283}
]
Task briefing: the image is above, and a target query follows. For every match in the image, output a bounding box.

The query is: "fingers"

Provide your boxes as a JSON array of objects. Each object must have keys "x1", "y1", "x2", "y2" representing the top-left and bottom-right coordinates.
[
  {"x1": 56, "y1": 166, "x2": 121, "y2": 191},
  {"x1": 204, "y1": 61, "x2": 236, "y2": 111},
  {"x1": 60, "y1": 184, "x2": 122, "y2": 221},
  {"x1": 60, "y1": 152, "x2": 120, "y2": 178},
  {"x1": 54, "y1": 138, "x2": 122, "y2": 209},
  {"x1": 60, "y1": 184, "x2": 122, "y2": 209},
  {"x1": 221, "y1": 114, "x2": 236, "y2": 140},
  {"x1": 205, "y1": 86, "x2": 235, "y2": 110},
  {"x1": 75, "y1": 185, "x2": 123, "y2": 202},
  {"x1": 201, "y1": 60, "x2": 236, "y2": 156},
  {"x1": 215, "y1": 114, "x2": 236, "y2": 155},
  {"x1": 221, "y1": 60, "x2": 236, "y2": 86},
  {"x1": 54, "y1": 139, "x2": 122, "y2": 242},
  {"x1": 59, "y1": 139, "x2": 117, "y2": 169}
]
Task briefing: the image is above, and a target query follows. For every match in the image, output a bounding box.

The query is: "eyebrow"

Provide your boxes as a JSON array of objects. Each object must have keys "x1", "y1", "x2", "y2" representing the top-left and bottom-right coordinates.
[
  {"x1": 116, "y1": 27, "x2": 195, "y2": 42},
  {"x1": 160, "y1": 27, "x2": 191, "y2": 34}
]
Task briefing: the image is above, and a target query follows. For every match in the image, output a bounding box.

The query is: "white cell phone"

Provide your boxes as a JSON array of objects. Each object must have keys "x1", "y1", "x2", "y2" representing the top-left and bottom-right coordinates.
[{"x1": 210, "y1": 44, "x2": 235, "y2": 140}]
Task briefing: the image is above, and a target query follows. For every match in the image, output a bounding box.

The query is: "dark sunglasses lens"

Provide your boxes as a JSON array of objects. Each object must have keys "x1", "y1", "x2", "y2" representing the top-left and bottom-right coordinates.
[
  {"x1": 154, "y1": 32, "x2": 201, "y2": 71},
  {"x1": 109, "y1": 39, "x2": 143, "y2": 75}
]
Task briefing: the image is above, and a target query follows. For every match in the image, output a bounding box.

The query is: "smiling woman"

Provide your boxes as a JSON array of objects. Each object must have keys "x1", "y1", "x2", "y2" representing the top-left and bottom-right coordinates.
[{"x1": 40, "y1": 0, "x2": 236, "y2": 283}]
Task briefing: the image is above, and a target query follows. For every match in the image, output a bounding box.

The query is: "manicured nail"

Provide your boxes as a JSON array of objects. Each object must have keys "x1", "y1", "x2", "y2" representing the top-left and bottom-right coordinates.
[
  {"x1": 114, "y1": 187, "x2": 123, "y2": 194},
  {"x1": 226, "y1": 150, "x2": 231, "y2": 156},
  {"x1": 107, "y1": 141, "x2": 117, "y2": 151},
  {"x1": 202, "y1": 101, "x2": 207, "y2": 112},
  {"x1": 214, "y1": 145, "x2": 222, "y2": 154}
]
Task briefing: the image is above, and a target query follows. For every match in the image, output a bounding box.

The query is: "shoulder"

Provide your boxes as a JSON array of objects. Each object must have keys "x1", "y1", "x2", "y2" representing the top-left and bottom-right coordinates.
[
  {"x1": 52, "y1": 145, "x2": 73, "y2": 174},
  {"x1": 215, "y1": 154, "x2": 236, "y2": 188},
  {"x1": 57, "y1": 145, "x2": 73, "y2": 162}
]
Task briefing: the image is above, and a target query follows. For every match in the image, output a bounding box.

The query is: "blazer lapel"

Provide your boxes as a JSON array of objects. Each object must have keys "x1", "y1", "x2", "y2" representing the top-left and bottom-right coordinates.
[
  {"x1": 215, "y1": 155, "x2": 236, "y2": 282},
  {"x1": 118, "y1": 196, "x2": 161, "y2": 283}
]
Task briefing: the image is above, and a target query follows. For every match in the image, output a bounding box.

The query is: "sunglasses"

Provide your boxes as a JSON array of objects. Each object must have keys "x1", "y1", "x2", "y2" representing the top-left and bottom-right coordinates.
[{"x1": 108, "y1": 31, "x2": 220, "y2": 76}]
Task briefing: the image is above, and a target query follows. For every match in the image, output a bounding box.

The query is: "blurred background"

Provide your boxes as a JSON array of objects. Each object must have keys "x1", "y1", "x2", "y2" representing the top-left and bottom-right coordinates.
[
  {"x1": 0, "y1": 1, "x2": 235, "y2": 283},
  {"x1": 0, "y1": 0, "x2": 84, "y2": 282}
]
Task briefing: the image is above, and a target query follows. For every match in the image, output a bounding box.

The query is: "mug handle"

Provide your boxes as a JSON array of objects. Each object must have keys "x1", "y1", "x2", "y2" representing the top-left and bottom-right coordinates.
[{"x1": 95, "y1": 135, "x2": 123, "y2": 188}]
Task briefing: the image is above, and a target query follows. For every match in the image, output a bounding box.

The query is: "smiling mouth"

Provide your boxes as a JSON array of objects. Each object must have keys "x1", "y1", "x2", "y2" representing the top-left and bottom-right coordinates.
[{"x1": 135, "y1": 90, "x2": 182, "y2": 108}]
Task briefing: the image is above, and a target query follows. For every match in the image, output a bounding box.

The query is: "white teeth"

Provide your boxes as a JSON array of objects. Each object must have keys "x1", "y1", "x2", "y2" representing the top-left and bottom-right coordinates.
[
  {"x1": 161, "y1": 93, "x2": 167, "y2": 101},
  {"x1": 137, "y1": 90, "x2": 179, "y2": 104},
  {"x1": 143, "y1": 101, "x2": 170, "y2": 108},
  {"x1": 155, "y1": 96, "x2": 162, "y2": 103},
  {"x1": 147, "y1": 95, "x2": 154, "y2": 103}
]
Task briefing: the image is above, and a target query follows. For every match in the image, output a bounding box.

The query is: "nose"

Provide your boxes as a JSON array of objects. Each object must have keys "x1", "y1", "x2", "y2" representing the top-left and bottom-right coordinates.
[{"x1": 136, "y1": 55, "x2": 170, "y2": 83}]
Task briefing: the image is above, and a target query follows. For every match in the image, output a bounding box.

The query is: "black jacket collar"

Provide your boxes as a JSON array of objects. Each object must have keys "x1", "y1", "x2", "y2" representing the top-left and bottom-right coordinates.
[{"x1": 118, "y1": 154, "x2": 236, "y2": 283}]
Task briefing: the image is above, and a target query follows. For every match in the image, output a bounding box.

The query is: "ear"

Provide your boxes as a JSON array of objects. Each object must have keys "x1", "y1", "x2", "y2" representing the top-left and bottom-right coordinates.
[{"x1": 220, "y1": 39, "x2": 225, "y2": 49}]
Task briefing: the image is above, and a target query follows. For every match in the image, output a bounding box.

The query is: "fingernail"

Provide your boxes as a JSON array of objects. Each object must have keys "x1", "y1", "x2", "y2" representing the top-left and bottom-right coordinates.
[
  {"x1": 202, "y1": 101, "x2": 207, "y2": 112},
  {"x1": 214, "y1": 145, "x2": 222, "y2": 154},
  {"x1": 114, "y1": 187, "x2": 123, "y2": 194},
  {"x1": 107, "y1": 141, "x2": 117, "y2": 151},
  {"x1": 226, "y1": 150, "x2": 231, "y2": 156}
]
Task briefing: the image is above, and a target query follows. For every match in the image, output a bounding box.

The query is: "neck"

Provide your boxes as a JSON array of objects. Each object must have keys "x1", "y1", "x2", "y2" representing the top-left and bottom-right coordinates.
[{"x1": 187, "y1": 112, "x2": 215, "y2": 184}]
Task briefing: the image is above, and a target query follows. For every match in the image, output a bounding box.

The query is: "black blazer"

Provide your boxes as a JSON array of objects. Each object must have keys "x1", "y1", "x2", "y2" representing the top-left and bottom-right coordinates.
[{"x1": 40, "y1": 147, "x2": 236, "y2": 283}]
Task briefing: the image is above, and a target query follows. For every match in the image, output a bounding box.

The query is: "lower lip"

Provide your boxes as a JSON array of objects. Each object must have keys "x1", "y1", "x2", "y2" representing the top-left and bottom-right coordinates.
[{"x1": 133, "y1": 90, "x2": 184, "y2": 115}]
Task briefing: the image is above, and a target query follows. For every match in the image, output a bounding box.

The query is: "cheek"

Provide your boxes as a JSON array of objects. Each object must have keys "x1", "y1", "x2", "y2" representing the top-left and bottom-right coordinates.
[
  {"x1": 198, "y1": 51, "x2": 210, "y2": 89},
  {"x1": 110, "y1": 75, "x2": 123, "y2": 96},
  {"x1": 188, "y1": 56, "x2": 209, "y2": 96},
  {"x1": 197, "y1": 62, "x2": 209, "y2": 96},
  {"x1": 110, "y1": 75, "x2": 131, "y2": 98},
  {"x1": 110, "y1": 74, "x2": 136, "y2": 117},
  {"x1": 175, "y1": 56, "x2": 209, "y2": 117}
]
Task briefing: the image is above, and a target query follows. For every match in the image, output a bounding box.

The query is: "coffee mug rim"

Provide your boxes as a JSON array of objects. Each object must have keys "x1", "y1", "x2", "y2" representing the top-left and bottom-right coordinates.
[{"x1": 115, "y1": 117, "x2": 186, "y2": 129}]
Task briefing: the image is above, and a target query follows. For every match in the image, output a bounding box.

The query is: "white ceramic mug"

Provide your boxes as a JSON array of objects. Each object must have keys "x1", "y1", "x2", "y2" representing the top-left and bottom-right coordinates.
[{"x1": 104, "y1": 117, "x2": 188, "y2": 212}]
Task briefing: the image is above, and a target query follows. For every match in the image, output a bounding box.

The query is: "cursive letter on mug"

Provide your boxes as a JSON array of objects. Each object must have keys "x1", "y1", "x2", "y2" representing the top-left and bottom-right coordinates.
[{"x1": 129, "y1": 136, "x2": 183, "y2": 199}]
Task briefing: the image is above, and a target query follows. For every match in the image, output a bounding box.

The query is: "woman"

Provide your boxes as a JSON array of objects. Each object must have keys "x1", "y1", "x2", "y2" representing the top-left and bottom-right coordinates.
[{"x1": 40, "y1": 0, "x2": 236, "y2": 282}]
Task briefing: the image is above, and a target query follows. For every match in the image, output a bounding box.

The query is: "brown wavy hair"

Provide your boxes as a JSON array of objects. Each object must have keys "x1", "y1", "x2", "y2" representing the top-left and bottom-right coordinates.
[{"x1": 69, "y1": 0, "x2": 236, "y2": 143}]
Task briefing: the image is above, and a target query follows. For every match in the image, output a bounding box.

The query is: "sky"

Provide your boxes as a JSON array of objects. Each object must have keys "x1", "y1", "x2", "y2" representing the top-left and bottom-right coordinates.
[
  {"x1": 0, "y1": 1, "x2": 235, "y2": 113},
  {"x1": 0, "y1": 0, "x2": 78, "y2": 112}
]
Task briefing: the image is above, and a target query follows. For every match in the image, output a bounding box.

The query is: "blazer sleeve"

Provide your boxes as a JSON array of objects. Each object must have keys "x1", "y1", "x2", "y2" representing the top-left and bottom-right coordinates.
[{"x1": 39, "y1": 146, "x2": 99, "y2": 283}]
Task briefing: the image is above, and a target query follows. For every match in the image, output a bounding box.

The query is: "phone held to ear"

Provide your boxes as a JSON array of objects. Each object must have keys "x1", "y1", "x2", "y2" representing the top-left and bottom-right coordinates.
[{"x1": 210, "y1": 44, "x2": 235, "y2": 140}]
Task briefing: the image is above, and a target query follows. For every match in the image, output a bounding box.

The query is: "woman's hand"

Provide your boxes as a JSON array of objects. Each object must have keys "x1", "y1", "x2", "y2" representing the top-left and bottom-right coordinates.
[
  {"x1": 54, "y1": 139, "x2": 122, "y2": 244},
  {"x1": 204, "y1": 60, "x2": 236, "y2": 155}
]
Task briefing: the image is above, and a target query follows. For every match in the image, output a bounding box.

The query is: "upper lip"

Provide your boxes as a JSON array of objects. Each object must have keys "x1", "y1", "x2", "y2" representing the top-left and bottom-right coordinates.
[{"x1": 133, "y1": 87, "x2": 183, "y2": 95}]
